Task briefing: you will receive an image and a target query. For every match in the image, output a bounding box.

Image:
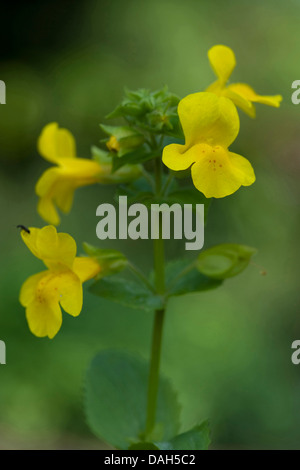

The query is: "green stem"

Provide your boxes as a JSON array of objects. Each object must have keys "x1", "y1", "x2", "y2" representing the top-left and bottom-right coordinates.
[
  {"x1": 145, "y1": 157, "x2": 166, "y2": 438},
  {"x1": 161, "y1": 171, "x2": 174, "y2": 196},
  {"x1": 145, "y1": 307, "x2": 165, "y2": 436}
]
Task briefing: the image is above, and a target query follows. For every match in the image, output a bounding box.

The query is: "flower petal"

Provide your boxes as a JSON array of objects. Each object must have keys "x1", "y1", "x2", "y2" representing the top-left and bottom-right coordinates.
[
  {"x1": 190, "y1": 148, "x2": 255, "y2": 198},
  {"x1": 178, "y1": 92, "x2": 240, "y2": 148},
  {"x1": 35, "y1": 167, "x2": 63, "y2": 224},
  {"x1": 26, "y1": 298, "x2": 62, "y2": 339},
  {"x1": 35, "y1": 167, "x2": 61, "y2": 198},
  {"x1": 54, "y1": 184, "x2": 75, "y2": 214},
  {"x1": 19, "y1": 271, "x2": 48, "y2": 307},
  {"x1": 20, "y1": 227, "x2": 41, "y2": 259},
  {"x1": 21, "y1": 226, "x2": 77, "y2": 268},
  {"x1": 38, "y1": 122, "x2": 76, "y2": 163},
  {"x1": 73, "y1": 257, "x2": 101, "y2": 282},
  {"x1": 162, "y1": 143, "x2": 197, "y2": 171},
  {"x1": 37, "y1": 226, "x2": 77, "y2": 269},
  {"x1": 37, "y1": 194, "x2": 61, "y2": 226},
  {"x1": 35, "y1": 159, "x2": 104, "y2": 225},
  {"x1": 208, "y1": 45, "x2": 236, "y2": 85},
  {"x1": 227, "y1": 83, "x2": 282, "y2": 108},
  {"x1": 55, "y1": 271, "x2": 83, "y2": 317},
  {"x1": 223, "y1": 87, "x2": 256, "y2": 118}
]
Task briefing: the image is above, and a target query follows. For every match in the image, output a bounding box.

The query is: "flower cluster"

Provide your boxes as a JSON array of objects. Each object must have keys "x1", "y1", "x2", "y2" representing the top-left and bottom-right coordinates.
[{"x1": 19, "y1": 44, "x2": 282, "y2": 338}]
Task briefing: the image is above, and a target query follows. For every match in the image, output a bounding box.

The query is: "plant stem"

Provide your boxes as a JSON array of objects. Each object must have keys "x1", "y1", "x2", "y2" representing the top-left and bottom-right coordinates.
[
  {"x1": 145, "y1": 157, "x2": 166, "y2": 437},
  {"x1": 161, "y1": 171, "x2": 174, "y2": 196},
  {"x1": 145, "y1": 307, "x2": 165, "y2": 436}
]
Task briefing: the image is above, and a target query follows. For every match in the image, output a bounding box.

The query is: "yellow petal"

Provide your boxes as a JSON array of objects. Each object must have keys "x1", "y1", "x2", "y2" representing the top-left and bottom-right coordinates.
[
  {"x1": 35, "y1": 167, "x2": 61, "y2": 197},
  {"x1": 35, "y1": 167, "x2": 62, "y2": 224},
  {"x1": 190, "y1": 147, "x2": 255, "y2": 198},
  {"x1": 37, "y1": 226, "x2": 77, "y2": 269},
  {"x1": 37, "y1": 194, "x2": 61, "y2": 226},
  {"x1": 208, "y1": 45, "x2": 236, "y2": 85},
  {"x1": 21, "y1": 268, "x2": 83, "y2": 337},
  {"x1": 223, "y1": 87, "x2": 256, "y2": 118},
  {"x1": 205, "y1": 79, "x2": 224, "y2": 96},
  {"x1": 21, "y1": 226, "x2": 77, "y2": 268},
  {"x1": 54, "y1": 271, "x2": 83, "y2": 317},
  {"x1": 162, "y1": 143, "x2": 197, "y2": 171},
  {"x1": 178, "y1": 92, "x2": 240, "y2": 148},
  {"x1": 59, "y1": 157, "x2": 103, "y2": 179},
  {"x1": 26, "y1": 297, "x2": 62, "y2": 339},
  {"x1": 54, "y1": 184, "x2": 75, "y2": 214},
  {"x1": 227, "y1": 83, "x2": 282, "y2": 108},
  {"x1": 20, "y1": 227, "x2": 40, "y2": 259},
  {"x1": 73, "y1": 257, "x2": 101, "y2": 282},
  {"x1": 19, "y1": 271, "x2": 48, "y2": 307},
  {"x1": 35, "y1": 159, "x2": 103, "y2": 225},
  {"x1": 38, "y1": 122, "x2": 76, "y2": 163}
]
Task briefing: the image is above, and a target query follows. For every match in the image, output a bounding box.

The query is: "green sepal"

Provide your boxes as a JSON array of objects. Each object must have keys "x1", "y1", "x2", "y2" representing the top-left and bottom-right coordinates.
[
  {"x1": 91, "y1": 145, "x2": 111, "y2": 164},
  {"x1": 91, "y1": 145, "x2": 143, "y2": 183},
  {"x1": 82, "y1": 242, "x2": 127, "y2": 277}
]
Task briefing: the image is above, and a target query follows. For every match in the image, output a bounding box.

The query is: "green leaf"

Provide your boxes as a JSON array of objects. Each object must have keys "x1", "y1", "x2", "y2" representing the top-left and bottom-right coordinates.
[
  {"x1": 196, "y1": 243, "x2": 257, "y2": 280},
  {"x1": 128, "y1": 442, "x2": 160, "y2": 450},
  {"x1": 89, "y1": 275, "x2": 163, "y2": 311},
  {"x1": 106, "y1": 87, "x2": 181, "y2": 135},
  {"x1": 155, "y1": 421, "x2": 211, "y2": 450},
  {"x1": 112, "y1": 147, "x2": 157, "y2": 172},
  {"x1": 99, "y1": 124, "x2": 137, "y2": 139},
  {"x1": 164, "y1": 259, "x2": 222, "y2": 297},
  {"x1": 130, "y1": 421, "x2": 211, "y2": 450},
  {"x1": 85, "y1": 350, "x2": 180, "y2": 449}
]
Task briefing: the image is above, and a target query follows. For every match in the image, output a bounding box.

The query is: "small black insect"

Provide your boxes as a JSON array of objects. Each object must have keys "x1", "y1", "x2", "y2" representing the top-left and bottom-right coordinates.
[{"x1": 17, "y1": 225, "x2": 30, "y2": 234}]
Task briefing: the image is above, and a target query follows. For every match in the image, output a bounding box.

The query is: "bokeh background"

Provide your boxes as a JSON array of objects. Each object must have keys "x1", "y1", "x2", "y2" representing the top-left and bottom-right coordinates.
[{"x1": 0, "y1": 0, "x2": 299, "y2": 449}]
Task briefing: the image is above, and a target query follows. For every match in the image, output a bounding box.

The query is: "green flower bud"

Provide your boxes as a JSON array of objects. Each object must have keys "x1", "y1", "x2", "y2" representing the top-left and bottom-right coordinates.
[{"x1": 100, "y1": 125, "x2": 144, "y2": 157}]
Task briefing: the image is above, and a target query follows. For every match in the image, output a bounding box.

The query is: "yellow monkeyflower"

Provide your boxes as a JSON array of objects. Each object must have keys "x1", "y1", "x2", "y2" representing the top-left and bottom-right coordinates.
[
  {"x1": 19, "y1": 225, "x2": 101, "y2": 339},
  {"x1": 162, "y1": 92, "x2": 255, "y2": 198},
  {"x1": 36, "y1": 123, "x2": 141, "y2": 225},
  {"x1": 206, "y1": 45, "x2": 282, "y2": 118}
]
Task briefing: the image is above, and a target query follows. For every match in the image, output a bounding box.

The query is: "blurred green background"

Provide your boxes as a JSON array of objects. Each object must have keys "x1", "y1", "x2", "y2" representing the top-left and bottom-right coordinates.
[{"x1": 0, "y1": 0, "x2": 299, "y2": 449}]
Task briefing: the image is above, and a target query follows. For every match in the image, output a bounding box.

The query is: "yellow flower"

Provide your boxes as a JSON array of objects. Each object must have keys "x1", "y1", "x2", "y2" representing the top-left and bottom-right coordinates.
[
  {"x1": 36, "y1": 123, "x2": 141, "y2": 225},
  {"x1": 19, "y1": 225, "x2": 101, "y2": 339},
  {"x1": 206, "y1": 45, "x2": 282, "y2": 118},
  {"x1": 162, "y1": 92, "x2": 255, "y2": 198}
]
